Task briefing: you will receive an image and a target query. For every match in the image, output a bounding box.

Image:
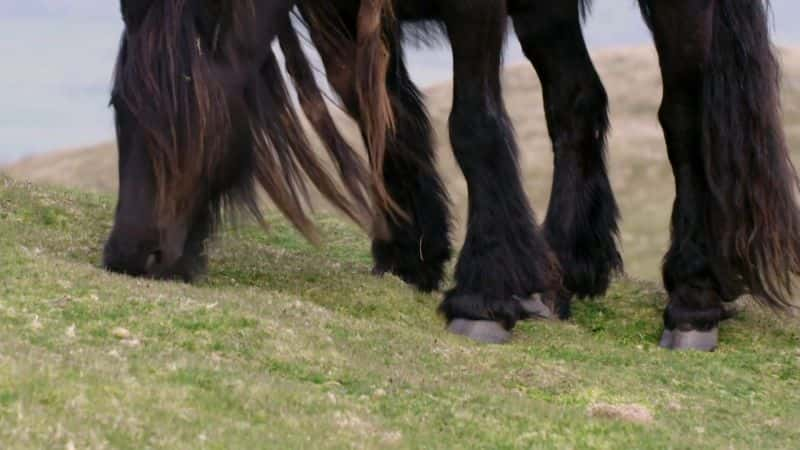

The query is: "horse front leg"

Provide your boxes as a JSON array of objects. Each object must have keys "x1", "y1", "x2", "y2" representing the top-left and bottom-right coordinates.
[{"x1": 439, "y1": 0, "x2": 561, "y2": 343}]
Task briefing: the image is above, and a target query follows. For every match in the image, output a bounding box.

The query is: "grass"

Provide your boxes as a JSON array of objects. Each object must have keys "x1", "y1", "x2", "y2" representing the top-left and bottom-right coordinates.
[{"x1": 1, "y1": 176, "x2": 799, "y2": 449}]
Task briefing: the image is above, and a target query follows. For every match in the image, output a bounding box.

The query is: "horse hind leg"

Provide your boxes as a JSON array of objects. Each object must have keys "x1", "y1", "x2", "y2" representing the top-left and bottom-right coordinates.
[
  {"x1": 513, "y1": 2, "x2": 622, "y2": 318},
  {"x1": 647, "y1": 0, "x2": 799, "y2": 350},
  {"x1": 439, "y1": 0, "x2": 561, "y2": 343}
]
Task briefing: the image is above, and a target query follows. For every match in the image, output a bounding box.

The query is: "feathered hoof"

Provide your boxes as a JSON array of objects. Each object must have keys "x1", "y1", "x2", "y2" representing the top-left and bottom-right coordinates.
[
  {"x1": 515, "y1": 294, "x2": 554, "y2": 320},
  {"x1": 447, "y1": 319, "x2": 511, "y2": 344},
  {"x1": 659, "y1": 327, "x2": 719, "y2": 352}
]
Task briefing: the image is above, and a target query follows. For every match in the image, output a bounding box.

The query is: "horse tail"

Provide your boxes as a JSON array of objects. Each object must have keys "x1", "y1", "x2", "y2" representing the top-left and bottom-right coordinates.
[
  {"x1": 277, "y1": 19, "x2": 373, "y2": 233},
  {"x1": 300, "y1": 0, "x2": 402, "y2": 231},
  {"x1": 700, "y1": 0, "x2": 800, "y2": 308},
  {"x1": 354, "y1": 0, "x2": 402, "y2": 220}
]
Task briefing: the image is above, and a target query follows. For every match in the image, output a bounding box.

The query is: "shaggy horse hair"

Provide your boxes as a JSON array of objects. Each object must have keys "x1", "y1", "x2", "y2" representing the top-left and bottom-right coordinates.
[
  {"x1": 105, "y1": 0, "x2": 393, "y2": 280},
  {"x1": 106, "y1": 0, "x2": 800, "y2": 351}
]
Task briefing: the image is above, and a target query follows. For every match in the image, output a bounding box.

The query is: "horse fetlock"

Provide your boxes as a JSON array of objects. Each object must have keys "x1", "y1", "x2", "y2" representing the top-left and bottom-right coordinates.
[
  {"x1": 515, "y1": 294, "x2": 555, "y2": 321},
  {"x1": 660, "y1": 285, "x2": 728, "y2": 351},
  {"x1": 371, "y1": 235, "x2": 450, "y2": 293}
]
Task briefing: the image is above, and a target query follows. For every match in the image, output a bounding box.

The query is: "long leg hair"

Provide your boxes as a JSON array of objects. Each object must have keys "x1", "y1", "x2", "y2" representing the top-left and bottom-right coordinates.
[{"x1": 641, "y1": 0, "x2": 800, "y2": 308}]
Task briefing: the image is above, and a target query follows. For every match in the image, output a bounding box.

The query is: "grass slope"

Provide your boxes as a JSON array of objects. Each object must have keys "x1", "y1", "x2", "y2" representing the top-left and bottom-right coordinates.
[{"x1": 1, "y1": 176, "x2": 799, "y2": 449}]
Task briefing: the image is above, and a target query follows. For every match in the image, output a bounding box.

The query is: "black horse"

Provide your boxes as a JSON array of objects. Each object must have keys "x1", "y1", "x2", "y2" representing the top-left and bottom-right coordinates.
[
  {"x1": 105, "y1": 0, "x2": 800, "y2": 351},
  {"x1": 299, "y1": 0, "x2": 800, "y2": 350}
]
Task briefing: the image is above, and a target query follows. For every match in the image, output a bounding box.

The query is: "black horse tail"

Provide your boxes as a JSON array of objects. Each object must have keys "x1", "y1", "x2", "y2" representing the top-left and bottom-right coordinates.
[
  {"x1": 277, "y1": 19, "x2": 373, "y2": 233},
  {"x1": 700, "y1": 0, "x2": 800, "y2": 308}
]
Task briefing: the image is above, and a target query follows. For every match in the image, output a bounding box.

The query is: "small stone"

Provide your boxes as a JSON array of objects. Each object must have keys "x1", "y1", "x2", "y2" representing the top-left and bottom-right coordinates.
[
  {"x1": 666, "y1": 400, "x2": 682, "y2": 411},
  {"x1": 111, "y1": 327, "x2": 131, "y2": 339},
  {"x1": 765, "y1": 418, "x2": 782, "y2": 427},
  {"x1": 373, "y1": 388, "x2": 387, "y2": 398},
  {"x1": 381, "y1": 431, "x2": 403, "y2": 445},
  {"x1": 65, "y1": 324, "x2": 76, "y2": 338},
  {"x1": 121, "y1": 338, "x2": 141, "y2": 348},
  {"x1": 30, "y1": 316, "x2": 43, "y2": 330}
]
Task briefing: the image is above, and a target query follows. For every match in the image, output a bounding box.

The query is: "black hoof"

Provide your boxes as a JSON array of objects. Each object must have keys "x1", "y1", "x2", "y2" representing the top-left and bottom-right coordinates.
[
  {"x1": 515, "y1": 294, "x2": 554, "y2": 320},
  {"x1": 659, "y1": 327, "x2": 718, "y2": 352},
  {"x1": 447, "y1": 319, "x2": 511, "y2": 344}
]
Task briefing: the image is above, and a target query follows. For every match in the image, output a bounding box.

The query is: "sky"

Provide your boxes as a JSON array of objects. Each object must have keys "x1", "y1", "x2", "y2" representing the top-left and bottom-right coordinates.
[{"x1": 0, "y1": 0, "x2": 798, "y2": 163}]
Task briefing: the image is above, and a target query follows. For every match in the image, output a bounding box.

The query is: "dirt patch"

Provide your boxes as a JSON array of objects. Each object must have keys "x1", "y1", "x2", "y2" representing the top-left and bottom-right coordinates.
[{"x1": 588, "y1": 403, "x2": 654, "y2": 425}]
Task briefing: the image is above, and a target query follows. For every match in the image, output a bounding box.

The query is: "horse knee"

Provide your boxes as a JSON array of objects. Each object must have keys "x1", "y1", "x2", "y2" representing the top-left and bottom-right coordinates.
[
  {"x1": 551, "y1": 76, "x2": 608, "y2": 134},
  {"x1": 658, "y1": 91, "x2": 701, "y2": 151},
  {"x1": 448, "y1": 108, "x2": 511, "y2": 171}
]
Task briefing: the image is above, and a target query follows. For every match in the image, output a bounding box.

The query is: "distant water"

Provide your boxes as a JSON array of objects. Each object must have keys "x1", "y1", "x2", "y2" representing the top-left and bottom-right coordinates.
[{"x1": 1, "y1": 0, "x2": 798, "y2": 163}]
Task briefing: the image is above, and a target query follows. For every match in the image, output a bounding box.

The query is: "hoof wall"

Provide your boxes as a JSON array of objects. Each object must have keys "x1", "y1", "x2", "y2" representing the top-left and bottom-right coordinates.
[
  {"x1": 447, "y1": 319, "x2": 511, "y2": 344},
  {"x1": 516, "y1": 294, "x2": 553, "y2": 320},
  {"x1": 659, "y1": 327, "x2": 718, "y2": 351}
]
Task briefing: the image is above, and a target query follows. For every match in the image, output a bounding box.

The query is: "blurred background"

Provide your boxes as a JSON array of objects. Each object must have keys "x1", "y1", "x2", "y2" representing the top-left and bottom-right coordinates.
[{"x1": 1, "y1": 0, "x2": 798, "y2": 163}]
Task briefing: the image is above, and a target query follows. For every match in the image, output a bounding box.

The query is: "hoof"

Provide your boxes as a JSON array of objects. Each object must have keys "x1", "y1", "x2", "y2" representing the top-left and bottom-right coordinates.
[
  {"x1": 447, "y1": 319, "x2": 511, "y2": 344},
  {"x1": 515, "y1": 294, "x2": 553, "y2": 320},
  {"x1": 659, "y1": 327, "x2": 719, "y2": 352}
]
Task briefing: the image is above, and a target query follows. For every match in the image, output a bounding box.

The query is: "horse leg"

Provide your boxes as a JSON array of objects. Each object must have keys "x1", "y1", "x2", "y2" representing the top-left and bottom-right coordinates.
[
  {"x1": 512, "y1": 2, "x2": 621, "y2": 318},
  {"x1": 439, "y1": 0, "x2": 560, "y2": 343},
  {"x1": 302, "y1": 5, "x2": 452, "y2": 292},
  {"x1": 369, "y1": 38, "x2": 453, "y2": 292},
  {"x1": 646, "y1": 2, "x2": 725, "y2": 351},
  {"x1": 645, "y1": 0, "x2": 800, "y2": 350}
]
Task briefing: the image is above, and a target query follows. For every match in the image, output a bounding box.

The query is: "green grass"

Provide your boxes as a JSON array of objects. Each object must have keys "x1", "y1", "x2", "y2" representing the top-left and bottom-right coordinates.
[{"x1": 1, "y1": 176, "x2": 800, "y2": 449}]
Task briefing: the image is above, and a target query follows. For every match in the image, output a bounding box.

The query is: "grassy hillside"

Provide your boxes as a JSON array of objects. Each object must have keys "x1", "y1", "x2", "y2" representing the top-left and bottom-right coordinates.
[
  {"x1": 1, "y1": 176, "x2": 799, "y2": 449},
  {"x1": 3, "y1": 142, "x2": 118, "y2": 192},
  {"x1": 4, "y1": 48, "x2": 800, "y2": 282}
]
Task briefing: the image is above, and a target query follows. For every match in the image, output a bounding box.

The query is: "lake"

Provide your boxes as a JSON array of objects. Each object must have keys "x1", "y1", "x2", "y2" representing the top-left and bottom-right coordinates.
[{"x1": 1, "y1": 0, "x2": 798, "y2": 163}]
